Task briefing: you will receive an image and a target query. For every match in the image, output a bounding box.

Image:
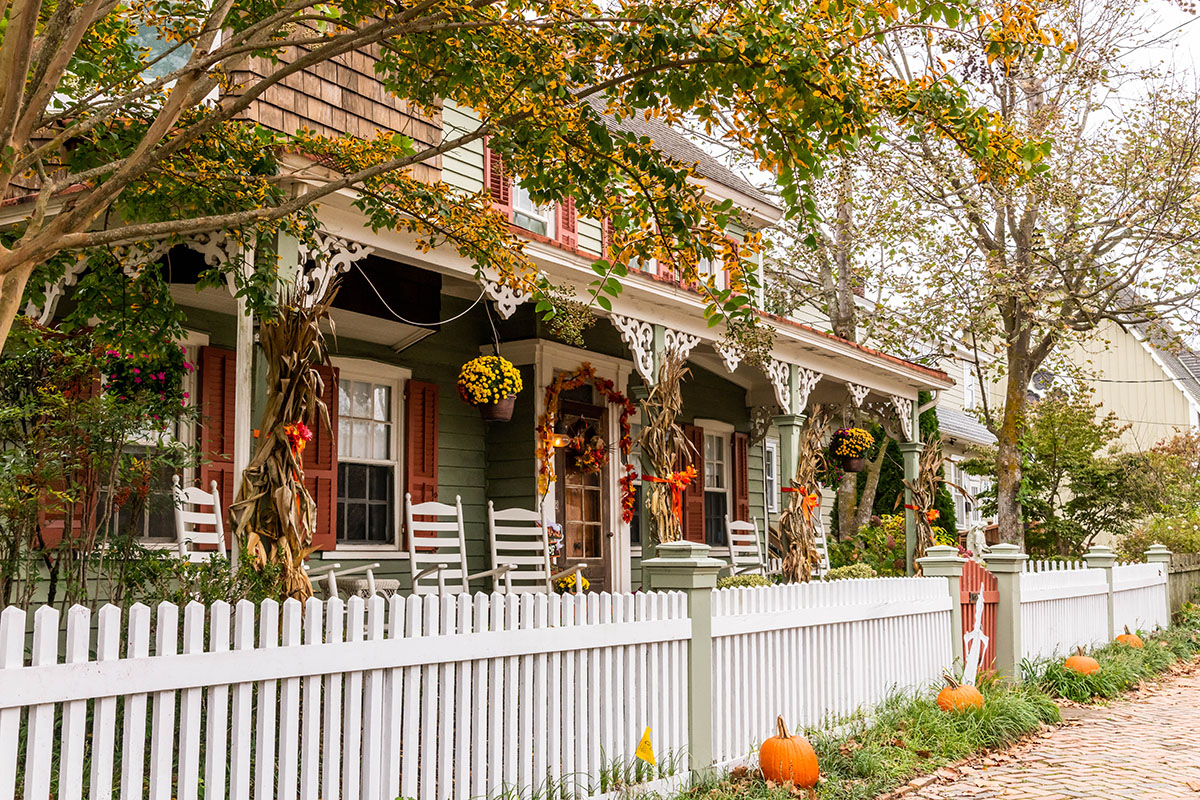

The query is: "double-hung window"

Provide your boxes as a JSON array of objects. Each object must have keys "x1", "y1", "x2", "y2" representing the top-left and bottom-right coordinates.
[
  {"x1": 337, "y1": 372, "x2": 402, "y2": 546},
  {"x1": 764, "y1": 438, "x2": 780, "y2": 514},
  {"x1": 513, "y1": 183, "x2": 557, "y2": 239},
  {"x1": 703, "y1": 431, "x2": 730, "y2": 546}
]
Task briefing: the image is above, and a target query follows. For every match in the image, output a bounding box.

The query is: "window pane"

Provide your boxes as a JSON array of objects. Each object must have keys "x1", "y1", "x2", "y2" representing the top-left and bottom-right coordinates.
[
  {"x1": 339, "y1": 384, "x2": 351, "y2": 416},
  {"x1": 372, "y1": 422, "x2": 389, "y2": 460},
  {"x1": 352, "y1": 420, "x2": 367, "y2": 459},
  {"x1": 344, "y1": 503, "x2": 366, "y2": 541},
  {"x1": 345, "y1": 463, "x2": 367, "y2": 499},
  {"x1": 369, "y1": 465, "x2": 391, "y2": 501},
  {"x1": 374, "y1": 385, "x2": 391, "y2": 421},
  {"x1": 338, "y1": 419, "x2": 350, "y2": 458},
  {"x1": 352, "y1": 381, "x2": 371, "y2": 419},
  {"x1": 705, "y1": 492, "x2": 728, "y2": 546},
  {"x1": 367, "y1": 504, "x2": 389, "y2": 542}
]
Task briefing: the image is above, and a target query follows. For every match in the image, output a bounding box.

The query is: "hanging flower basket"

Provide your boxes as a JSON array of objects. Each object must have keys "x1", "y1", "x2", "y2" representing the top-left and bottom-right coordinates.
[
  {"x1": 830, "y1": 427, "x2": 874, "y2": 473},
  {"x1": 457, "y1": 355, "x2": 523, "y2": 421}
]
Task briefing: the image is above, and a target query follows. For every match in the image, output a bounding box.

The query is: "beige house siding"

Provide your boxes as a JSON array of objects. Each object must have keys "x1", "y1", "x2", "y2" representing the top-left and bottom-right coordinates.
[{"x1": 1070, "y1": 321, "x2": 1197, "y2": 450}]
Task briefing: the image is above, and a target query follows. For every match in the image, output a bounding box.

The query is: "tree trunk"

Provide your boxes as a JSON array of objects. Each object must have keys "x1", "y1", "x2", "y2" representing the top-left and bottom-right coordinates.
[
  {"x1": 836, "y1": 471, "x2": 858, "y2": 540},
  {"x1": 995, "y1": 349, "x2": 1030, "y2": 547},
  {"x1": 0, "y1": 259, "x2": 36, "y2": 355},
  {"x1": 853, "y1": 441, "x2": 889, "y2": 530}
]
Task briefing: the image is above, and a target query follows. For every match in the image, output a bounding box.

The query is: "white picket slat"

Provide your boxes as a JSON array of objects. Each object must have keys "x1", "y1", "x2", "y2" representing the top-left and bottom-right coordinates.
[
  {"x1": 177, "y1": 603, "x2": 205, "y2": 800},
  {"x1": 204, "y1": 602, "x2": 232, "y2": 800},
  {"x1": 24, "y1": 606, "x2": 58, "y2": 800},
  {"x1": 91, "y1": 605, "x2": 121, "y2": 800},
  {"x1": 278, "y1": 599, "x2": 304, "y2": 800},
  {"x1": 58, "y1": 605, "x2": 91, "y2": 800}
]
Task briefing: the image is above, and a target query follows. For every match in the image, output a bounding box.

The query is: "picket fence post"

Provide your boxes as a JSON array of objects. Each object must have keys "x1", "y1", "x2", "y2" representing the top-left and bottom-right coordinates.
[
  {"x1": 1083, "y1": 544, "x2": 1117, "y2": 640},
  {"x1": 1145, "y1": 544, "x2": 1173, "y2": 624},
  {"x1": 984, "y1": 543, "x2": 1027, "y2": 681},
  {"x1": 917, "y1": 545, "x2": 966, "y2": 667},
  {"x1": 641, "y1": 540, "x2": 723, "y2": 775}
]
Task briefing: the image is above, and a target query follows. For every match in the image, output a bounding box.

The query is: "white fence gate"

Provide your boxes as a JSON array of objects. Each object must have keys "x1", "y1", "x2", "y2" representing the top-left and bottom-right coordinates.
[
  {"x1": 1112, "y1": 562, "x2": 1170, "y2": 634},
  {"x1": 709, "y1": 578, "x2": 952, "y2": 765}
]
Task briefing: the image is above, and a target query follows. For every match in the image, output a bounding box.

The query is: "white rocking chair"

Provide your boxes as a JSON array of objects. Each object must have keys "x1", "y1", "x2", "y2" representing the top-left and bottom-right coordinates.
[
  {"x1": 487, "y1": 502, "x2": 585, "y2": 594},
  {"x1": 725, "y1": 515, "x2": 778, "y2": 578},
  {"x1": 172, "y1": 475, "x2": 235, "y2": 569},
  {"x1": 406, "y1": 493, "x2": 514, "y2": 595}
]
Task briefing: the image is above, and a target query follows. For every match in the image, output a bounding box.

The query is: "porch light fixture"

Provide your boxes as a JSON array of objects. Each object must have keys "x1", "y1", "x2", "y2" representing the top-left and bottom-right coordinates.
[{"x1": 548, "y1": 432, "x2": 571, "y2": 448}]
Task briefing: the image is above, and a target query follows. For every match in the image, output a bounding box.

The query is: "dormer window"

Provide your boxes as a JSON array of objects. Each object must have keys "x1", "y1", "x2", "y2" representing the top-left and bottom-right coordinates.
[
  {"x1": 484, "y1": 141, "x2": 576, "y2": 248},
  {"x1": 513, "y1": 183, "x2": 556, "y2": 238}
]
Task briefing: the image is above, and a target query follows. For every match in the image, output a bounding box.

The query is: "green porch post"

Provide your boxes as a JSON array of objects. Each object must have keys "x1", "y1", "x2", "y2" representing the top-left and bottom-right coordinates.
[
  {"x1": 899, "y1": 440, "x2": 923, "y2": 576},
  {"x1": 772, "y1": 364, "x2": 805, "y2": 485}
]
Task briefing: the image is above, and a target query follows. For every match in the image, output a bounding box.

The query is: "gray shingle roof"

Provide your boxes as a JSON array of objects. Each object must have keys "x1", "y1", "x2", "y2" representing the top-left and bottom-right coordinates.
[
  {"x1": 1130, "y1": 319, "x2": 1200, "y2": 407},
  {"x1": 586, "y1": 98, "x2": 778, "y2": 210},
  {"x1": 937, "y1": 406, "x2": 996, "y2": 446}
]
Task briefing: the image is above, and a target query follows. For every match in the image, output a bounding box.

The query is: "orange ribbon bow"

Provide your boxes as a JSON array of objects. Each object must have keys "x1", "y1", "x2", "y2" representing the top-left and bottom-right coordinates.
[
  {"x1": 782, "y1": 486, "x2": 821, "y2": 520},
  {"x1": 642, "y1": 466, "x2": 698, "y2": 526}
]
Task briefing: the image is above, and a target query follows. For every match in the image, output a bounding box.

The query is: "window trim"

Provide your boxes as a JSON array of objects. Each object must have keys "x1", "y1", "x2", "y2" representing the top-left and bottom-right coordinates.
[
  {"x1": 512, "y1": 182, "x2": 557, "y2": 239},
  {"x1": 695, "y1": 418, "x2": 733, "y2": 546},
  {"x1": 764, "y1": 437, "x2": 779, "y2": 514},
  {"x1": 330, "y1": 358, "x2": 412, "y2": 554}
]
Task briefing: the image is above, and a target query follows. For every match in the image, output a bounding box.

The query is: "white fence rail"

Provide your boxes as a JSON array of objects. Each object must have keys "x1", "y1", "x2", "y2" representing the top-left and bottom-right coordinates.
[
  {"x1": 709, "y1": 578, "x2": 952, "y2": 765},
  {"x1": 1112, "y1": 562, "x2": 1169, "y2": 634},
  {"x1": 0, "y1": 592, "x2": 691, "y2": 800},
  {"x1": 1023, "y1": 560, "x2": 1085, "y2": 572},
  {"x1": 1020, "y1": 568, "x2": 1110, "y2": 661}
]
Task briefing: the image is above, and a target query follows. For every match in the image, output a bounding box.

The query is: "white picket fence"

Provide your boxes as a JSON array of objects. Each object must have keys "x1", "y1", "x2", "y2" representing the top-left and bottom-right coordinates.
[
  {"x1": 1112, "y1": 562, "x2": 1170, "y2": 634},
  {"x1": 1023, "y1": 560, "x2": 1085, "y2": 572},
  {"x1": 0, "y1": 592, "x2": 691, "y2": 800},
  {"x1": 709, "y1": 578, "x2": 952, "y2": 765},
  {"x1": 1020, "y1": 568, "x2": 1110, "y2": 661},
  {"x1": 0, "y1": 576, "x2": 958, "y2": 800}
]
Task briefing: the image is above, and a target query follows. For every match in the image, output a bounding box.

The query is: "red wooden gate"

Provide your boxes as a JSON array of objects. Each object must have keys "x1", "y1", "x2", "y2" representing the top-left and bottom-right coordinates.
[{"x1": 960, "y1": 560, "x2": 998, "y2": 670}]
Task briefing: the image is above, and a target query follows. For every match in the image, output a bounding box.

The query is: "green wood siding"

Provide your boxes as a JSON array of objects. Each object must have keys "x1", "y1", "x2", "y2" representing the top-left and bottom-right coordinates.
[{"x1": 486, "y1": 364, "x2": 537, "y2": 512}]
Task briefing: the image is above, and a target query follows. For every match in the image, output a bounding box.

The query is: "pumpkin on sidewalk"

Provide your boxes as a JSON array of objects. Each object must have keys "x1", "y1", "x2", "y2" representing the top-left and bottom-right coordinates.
[
  {"x1": 760, "y1": 715, "x2": 819, "y2": 795},
  {"x1": 936, "y1": 672, "x2": 984, "y2": 712},
  {"x1": 1064, "y1": 646, "x2": 1100, "y2": 675},
  {"x1": 1115, "y1": 625, "x2": 1144, "y2": 648}
]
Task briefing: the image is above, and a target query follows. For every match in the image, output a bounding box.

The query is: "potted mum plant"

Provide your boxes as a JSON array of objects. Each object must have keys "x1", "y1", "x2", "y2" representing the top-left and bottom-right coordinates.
[
  {"x1": 830, "y1": 426, "x2": 874, "y2": 472},
  {"x1": 457, "y1": 355, "x2": 524, "y2": 421}
]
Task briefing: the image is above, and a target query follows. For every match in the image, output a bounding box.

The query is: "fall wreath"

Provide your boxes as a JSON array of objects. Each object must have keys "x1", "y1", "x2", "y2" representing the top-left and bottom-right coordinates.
[{"x1": 536, "y1": 363, "x2": 637, "y2": 522}]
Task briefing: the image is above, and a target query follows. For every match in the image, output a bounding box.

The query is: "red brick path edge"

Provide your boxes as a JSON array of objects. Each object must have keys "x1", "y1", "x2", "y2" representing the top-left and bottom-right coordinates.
[{"x1": 879, "y1": 658, "x2": 1200, "y2": 800}]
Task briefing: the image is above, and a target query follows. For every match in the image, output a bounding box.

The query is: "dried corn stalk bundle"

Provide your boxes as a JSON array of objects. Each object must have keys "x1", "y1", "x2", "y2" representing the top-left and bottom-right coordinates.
[
  {"x1": 231, "y1": 282, "x2": 338, "y2": 600},
  {"x1": 778, "y1": 406, "x2": 832, "y2": 583},
  {"x1": 902, "y1": 436, "x2": 951, "y2": 574},
  {"x1": 637, "y1": 355, "x2": 693, "y2": 544}
]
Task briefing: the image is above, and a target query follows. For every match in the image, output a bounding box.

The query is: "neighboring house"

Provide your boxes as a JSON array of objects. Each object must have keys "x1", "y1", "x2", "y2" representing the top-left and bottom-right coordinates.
[{"x1": 10, "y1": 59, "x2": 953, "y2": 592}]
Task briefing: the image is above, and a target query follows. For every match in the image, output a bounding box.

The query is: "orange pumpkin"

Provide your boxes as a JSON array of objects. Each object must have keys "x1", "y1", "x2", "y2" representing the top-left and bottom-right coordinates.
[
  {"x1": 1064, "y1": 646, "x2": 1100, "y2": 675},
  {"x1": 1115, "y1": 625, "x2": 1144, "y2": 649},
  {"x1": 936, "y1": 672, "x2": 984, "y2": 712},
  {"x1": 760, "y1": 716, "x2": 819, "y2": 788}
]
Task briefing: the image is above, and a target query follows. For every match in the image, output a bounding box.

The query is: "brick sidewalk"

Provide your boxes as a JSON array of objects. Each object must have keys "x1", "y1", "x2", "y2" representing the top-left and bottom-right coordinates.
[{"x1": 901, "y1": 662, "x2": 1200, "y2": 800}]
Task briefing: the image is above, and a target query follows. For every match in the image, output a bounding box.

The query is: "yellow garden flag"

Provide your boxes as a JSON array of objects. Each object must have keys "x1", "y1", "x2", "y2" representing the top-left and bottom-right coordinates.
[{"x1": 635, "y1": 727, "x2": 656, "y2": 766}]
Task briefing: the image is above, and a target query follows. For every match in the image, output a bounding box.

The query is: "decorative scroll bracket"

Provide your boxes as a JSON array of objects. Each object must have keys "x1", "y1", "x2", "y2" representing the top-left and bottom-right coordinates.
[
  {"x1": 891, "y1": 394, "x2": 915, "y2": 440},
  {"x1": 295, "y1": 231, "x2": 373, "y2": 308},
  {"x1": 796, "y1": 367, "x2": 822, "y2": 413},
  {"x1": 715, "y1": 341, "x2": 741, "y2": 373},
  {"x1": 610, "y1": 313, "x2": 655, "y2": 385},
  {"x1": 766, "y1": 360, "x2": 791, "y2": 410},
  {"x1": 846, "y1": 382, "x2": 870, "y2": 408},
  {"x1": 482, "y1": 276, "x2": 531, "y2": 320},
  {"x1": 663, "y1": 328, "x2": 700, "y2": 364}
]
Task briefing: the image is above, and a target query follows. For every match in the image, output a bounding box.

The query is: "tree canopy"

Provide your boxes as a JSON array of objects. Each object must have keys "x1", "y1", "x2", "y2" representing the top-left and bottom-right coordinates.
[{"x1": 0, "y1": 0, "x2": 1053, "y2": 354}]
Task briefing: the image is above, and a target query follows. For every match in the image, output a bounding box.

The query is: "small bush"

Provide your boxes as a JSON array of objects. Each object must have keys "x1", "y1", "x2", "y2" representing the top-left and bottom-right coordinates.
[
  {"x1": 825, "y1": 564, "x2": 878, "y2": 581},
  {"x1": 1116, "y1": 509, "x2": 1200, "y2": 559},
  {"x1": 717, "y1": 574, "x2": 772, "y2": 589}
]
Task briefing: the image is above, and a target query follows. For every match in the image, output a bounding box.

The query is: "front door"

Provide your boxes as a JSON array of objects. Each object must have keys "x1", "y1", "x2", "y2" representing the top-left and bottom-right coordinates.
[{"x1": 555, "y1": 398, "x2": 611, "y2": 592}]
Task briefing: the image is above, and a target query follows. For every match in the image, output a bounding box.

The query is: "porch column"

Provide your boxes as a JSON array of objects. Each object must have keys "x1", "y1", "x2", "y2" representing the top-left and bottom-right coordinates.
[
  {"x1": 773, "y1": 414, "x2": 805, "y2": 488},
  {"x1": 232, "y1": 295, "x2": 254, "y2": 501},
  {"x1": 899, "y1": 440, "x2": 923, "y2": 576}
]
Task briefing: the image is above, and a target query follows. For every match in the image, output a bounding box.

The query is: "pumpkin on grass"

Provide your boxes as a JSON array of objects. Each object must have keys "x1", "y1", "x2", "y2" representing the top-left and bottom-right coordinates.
[
  {"x1": 1115, "y1": 625, "x2": 1144, "y2": 648},
  {"x1": 1064, "y1": 646, "x2": 1100, "y2": 675},
  {"x1": 760, "y1": 716, "x2": 819, "y2": 790},
  {"x1": 936, "y1": 671, "x2": 984, "y2": 712}
]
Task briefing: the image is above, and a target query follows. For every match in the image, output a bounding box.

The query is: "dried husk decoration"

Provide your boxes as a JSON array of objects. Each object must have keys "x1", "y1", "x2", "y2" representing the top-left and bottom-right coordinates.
[
  {"x1": 901, "y1": 435, "x2": 951, "y2": 574},
  {"x1": 637, "y1": 355, "x2": 693, "y2": 544},
  {"x1": 231, "y1": 281, "x2": 339, "y2": 601},
  {"x1": 777, "y1": 407, "x2": 832, "y2": 583}
]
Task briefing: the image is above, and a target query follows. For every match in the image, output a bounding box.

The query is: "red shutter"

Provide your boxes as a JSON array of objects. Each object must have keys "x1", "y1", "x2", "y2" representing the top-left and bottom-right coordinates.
[
  {"x1": 683, "y1": 424, "x2": 706, "y2": 543},
  {"x1": 484, "y1": 140, "x2": 512, "y2": 217},
  {"x1": 557, "y1": 197, "x2": 577, "y2": 249},
  {"x1": 733, "y1": 432, "x2": 750, "y2": 522},
  {"x1": 600, "y1": 217, "x2": 614, "y2": 259},
  {"x1": 303, "y1": 365, "x2": 339, "y2": 551},
  {"x1": 722, "y1": 239, "x2": 740, "y2": 289},
  {"x1": 198, "y1": 346, "x2": 237, "y2": 547},
  {"x1": 405, "y1": 380, "x2": 439, "y2": 541}
]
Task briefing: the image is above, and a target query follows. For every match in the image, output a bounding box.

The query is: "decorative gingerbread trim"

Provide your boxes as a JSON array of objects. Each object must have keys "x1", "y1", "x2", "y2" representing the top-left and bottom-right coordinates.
[
  {"x1": 796, "y1": 367, "x2": 822, "y2": 413},
  {"x1": 610, "y1": 313, "x2": 655, "y2": 384},
  {"x1": 663, "y1": 328, "x2": 700, "y2": 363},
  {"x1": 766, "y1": 359, "x2": 791, "y2": 410},
  {"x1": 482, "y1": 277, "x2": 531, "y2": 320},
  {"x1": 295, "y1": 230, "x2": 373, "y2": 307},
  {"x1": 715, "y1": 341, "x2": 741, "y2": 373},
  {"x1": 846, "y1": 382, "x2": 870, "y2": 408},
  {"x1": 891, "y1": 394, "x2": 915, "y2": 440}
]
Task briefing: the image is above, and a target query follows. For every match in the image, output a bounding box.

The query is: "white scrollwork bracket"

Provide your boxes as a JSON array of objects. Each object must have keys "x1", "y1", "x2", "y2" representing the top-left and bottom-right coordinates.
[
  {"x1": 482, "y1": 278, "x2": 531, "y2": 320},
  {"x1": 610, "y1": 313, "x2": 655, "y2": 385},
  {"x1": 846, "y1": 382, "x2": 870, "y2": 408},
  {"x1": 796, "y1": 367, "x2": 822, "y2": 414},
  {"x1": 663, "y1": 328, "x2": 700, "y2": 364},
  {"x1": 715, "y1": 341, "x2": 741, "y2": 373},
  {"x1": 766, "y1": 360, "x2": 791, "y2": 410},
  {"x1": 295, "y1": 231, "x2": 373, "y2": 308},
  {"x1": 891, "y1": 394, "x2": 915, "y2": 440}
]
